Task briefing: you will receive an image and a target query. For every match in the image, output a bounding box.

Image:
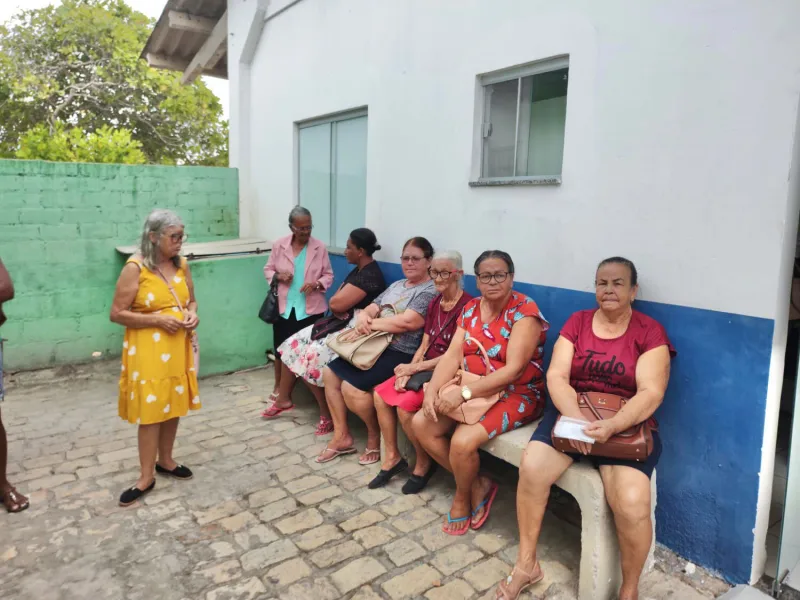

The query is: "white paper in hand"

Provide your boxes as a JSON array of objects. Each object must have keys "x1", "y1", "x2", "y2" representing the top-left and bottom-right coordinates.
[{"x1": 554, "y1": 416, "x2": 595, "y2": 444}]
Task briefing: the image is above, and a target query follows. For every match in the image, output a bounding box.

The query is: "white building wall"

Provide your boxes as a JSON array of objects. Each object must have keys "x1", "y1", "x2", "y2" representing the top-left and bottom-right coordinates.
[{"x1": 230, "y1": 0, "x2": 800, "y2": 321}]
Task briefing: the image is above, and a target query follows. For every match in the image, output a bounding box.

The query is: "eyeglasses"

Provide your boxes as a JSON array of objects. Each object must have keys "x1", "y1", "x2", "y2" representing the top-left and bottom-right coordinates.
[
  {"x1": 292, "y1": 225, "x2": 313, "y2": 233},
  {"x1": 167, "y1": 233, "x2": 188, "y2": 243},
  {"x1": 476, "y1": 271, "x2": 510, "y2": 284},
  {"x1": 400, "y1": 255, "x2": 425, "y2": 263},
  {"x1": 428, "y1": 269, "x2": 456, "y2": 280}
]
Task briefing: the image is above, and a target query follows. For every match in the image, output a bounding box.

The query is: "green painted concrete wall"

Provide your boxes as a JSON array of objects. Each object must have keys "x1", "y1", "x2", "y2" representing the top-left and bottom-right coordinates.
[
  {"x1": 190, "y1": 255, "x2": 273, "y2": 376},
  {"x1": 0, "y1": 159, "x2": 263, "y2": 375}
]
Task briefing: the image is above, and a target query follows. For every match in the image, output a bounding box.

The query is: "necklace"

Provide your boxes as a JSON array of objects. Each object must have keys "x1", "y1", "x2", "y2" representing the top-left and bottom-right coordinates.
[{"x1": 437, "y1": 290, "x2": 463, "y2": 332}]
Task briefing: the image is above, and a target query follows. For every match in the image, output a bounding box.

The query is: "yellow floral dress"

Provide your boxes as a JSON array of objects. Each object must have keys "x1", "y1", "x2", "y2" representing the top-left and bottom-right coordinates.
[{"x1": 118, "y1": 256, "x2": 201, "y2": 425}]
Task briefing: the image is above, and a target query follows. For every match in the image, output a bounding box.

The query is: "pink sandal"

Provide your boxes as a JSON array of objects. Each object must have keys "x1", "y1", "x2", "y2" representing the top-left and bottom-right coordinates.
[
  {"x1": 261, "y1": 403, "x2": 294, "y2": 419},
  {"x1": 315, "y1": 417, "x2": 334, "y2": 436}
]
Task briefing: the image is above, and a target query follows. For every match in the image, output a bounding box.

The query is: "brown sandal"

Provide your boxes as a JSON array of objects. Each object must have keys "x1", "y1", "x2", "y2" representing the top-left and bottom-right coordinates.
[
  {"x1": 2, "y1": 486, "x2": 30, "y2": 513},
  {"x1": 495, "y1": 563, "x2": 544, "y2": 600}
]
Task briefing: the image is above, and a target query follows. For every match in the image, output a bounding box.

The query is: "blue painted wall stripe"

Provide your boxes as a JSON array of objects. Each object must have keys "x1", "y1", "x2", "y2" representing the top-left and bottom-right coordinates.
[{"x1": 328, "y1": 255, "x2": 771, "y2": 582}]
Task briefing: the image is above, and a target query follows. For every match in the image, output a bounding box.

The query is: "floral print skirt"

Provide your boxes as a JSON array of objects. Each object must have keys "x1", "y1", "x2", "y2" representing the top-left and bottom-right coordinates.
[{"x1": 278, "y1": 323, "x2": 338, "y2": 387}]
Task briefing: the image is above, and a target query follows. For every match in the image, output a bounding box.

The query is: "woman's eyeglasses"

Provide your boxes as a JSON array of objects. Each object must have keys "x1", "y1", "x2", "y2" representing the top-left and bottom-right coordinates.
[
  {"x1": 400, "y1": 255, "x2": 425, "y2": 263},
  {"x1": 292, "y1": 225, "x2": 313, "y2": 233},
  {"x1": 168, "y1": 233, "x2": 188, "y2": 243},
  {"x1": 428, "y1": 269, "x2": 455, "y2": 280},
  {"x1": 476, "y1": 271, "x2": 509, "y2": 284}
]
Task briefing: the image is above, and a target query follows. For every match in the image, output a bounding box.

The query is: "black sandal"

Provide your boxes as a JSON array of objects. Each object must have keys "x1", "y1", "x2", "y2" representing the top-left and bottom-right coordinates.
[
  {"x1": 367, "y1": 458, "x2": 408, "y2": 489},
  {"x1": 156, "y1": 463, "x2": 193, "y2": 480},
  {"x1": 402, "y1": 463, "x2": 438, "y2": 495},
  {"x1": 119, "y1": 480, "x2": 155, "y2": 507}
]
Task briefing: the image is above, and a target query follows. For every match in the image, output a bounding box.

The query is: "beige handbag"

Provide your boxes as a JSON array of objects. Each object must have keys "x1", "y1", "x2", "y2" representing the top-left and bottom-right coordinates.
[
  {"x1": 439, "y1": 336, "x2": 500, "y2": 424},
  {"x1": 326, "y1": 305, "x2": 397, "y2": 370}
]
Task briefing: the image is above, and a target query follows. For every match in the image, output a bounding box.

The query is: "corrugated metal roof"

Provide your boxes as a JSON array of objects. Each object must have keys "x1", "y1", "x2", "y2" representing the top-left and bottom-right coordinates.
[{"x1": 141, "y1": 0, "x2": 228, "y2": 83}]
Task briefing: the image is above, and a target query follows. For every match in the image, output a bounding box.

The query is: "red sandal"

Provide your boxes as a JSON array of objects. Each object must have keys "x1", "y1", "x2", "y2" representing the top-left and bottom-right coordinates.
[
  {"x1": 260, "y1": 403, "x2": 294, "y2": 419},
  {"x1": 314, "y1": 416, "x2": 334, "y2": 436}
]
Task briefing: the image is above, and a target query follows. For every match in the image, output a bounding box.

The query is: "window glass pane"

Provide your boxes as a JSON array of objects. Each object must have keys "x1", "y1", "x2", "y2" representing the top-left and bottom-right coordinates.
[
  {"x1": 483, "y1": 78, "x2": 519, "y2": 178},
  {"x1": 298, "y1": 123, "x2": 332, "y2": 246},
  {"x1": 332, "y1": 116, "x2": 368, "y2": 248},
  {"x1": 521, "y1": 68, "x2": 568, "y2": 176}
]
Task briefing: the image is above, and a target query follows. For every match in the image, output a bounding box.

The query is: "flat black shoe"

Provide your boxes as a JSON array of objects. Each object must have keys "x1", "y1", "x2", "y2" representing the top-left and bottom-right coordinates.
[
  {"x1": 367, "y1": 458, "x2": 408, "y2": 489},
  {"x1": 155, "y1": 463, "x2": 193, "y2": 480},
  {"x1": 119, "y1": 480, "x2": 155, "y2": 507},
  {"x1": 402, "y1": 463, "x2": 438, "y2": 495}
]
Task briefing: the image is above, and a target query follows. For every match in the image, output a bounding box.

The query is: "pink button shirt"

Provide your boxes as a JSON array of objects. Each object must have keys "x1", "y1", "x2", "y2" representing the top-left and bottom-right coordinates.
[{"x1": 264, "y1": 235, "x2": 334, "y2": 317}]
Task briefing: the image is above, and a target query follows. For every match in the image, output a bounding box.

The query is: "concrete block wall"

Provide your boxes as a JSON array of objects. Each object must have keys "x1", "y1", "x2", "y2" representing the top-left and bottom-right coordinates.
[{"x1": 0, "y1": 159, "x2": 240, "y2": 371}]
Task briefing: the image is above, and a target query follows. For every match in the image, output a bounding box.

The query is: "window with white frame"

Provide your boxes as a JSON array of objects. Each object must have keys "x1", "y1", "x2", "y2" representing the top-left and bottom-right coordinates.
[
  {"x1": 297, "y1": 110, "x2": 368, "y2": 248},
  {"x1": 476, "y1": 57, "x2": 569, "y2": 183}
]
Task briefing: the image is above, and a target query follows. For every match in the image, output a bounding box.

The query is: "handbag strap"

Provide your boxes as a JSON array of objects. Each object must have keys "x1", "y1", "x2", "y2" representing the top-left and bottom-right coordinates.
[
  {"x1": 155, "y1": 266, "x2": 187, "y2": 312},
  {"x1": 463, "y1": 336, "x2": 493, "y2": 376}
]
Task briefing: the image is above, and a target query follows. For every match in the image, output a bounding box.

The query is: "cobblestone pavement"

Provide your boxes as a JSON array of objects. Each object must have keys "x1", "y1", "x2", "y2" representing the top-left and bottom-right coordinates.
[{"x1": 0, "y1": 362, "x2": 731, "y2": 600}]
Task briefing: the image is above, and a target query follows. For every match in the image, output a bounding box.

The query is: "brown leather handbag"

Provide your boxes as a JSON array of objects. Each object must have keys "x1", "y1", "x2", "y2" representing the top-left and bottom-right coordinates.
[{"x1": 551, "y1": 392, "x2": 655, "y2": 461}]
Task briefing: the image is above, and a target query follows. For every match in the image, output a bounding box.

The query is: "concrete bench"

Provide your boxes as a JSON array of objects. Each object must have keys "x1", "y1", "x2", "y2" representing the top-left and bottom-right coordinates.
[
  {"x1": 387, "y1": 418, "x2": 656, "y2": 600},
  {"x1": 480, "y1": 420, "x2": 657, "y2": 600}
]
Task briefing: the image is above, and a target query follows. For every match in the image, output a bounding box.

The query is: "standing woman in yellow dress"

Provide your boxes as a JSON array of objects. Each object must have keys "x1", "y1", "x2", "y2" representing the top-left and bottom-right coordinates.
[{"x1": 111, "y1": 209, "x2": 201, "y2": 507}]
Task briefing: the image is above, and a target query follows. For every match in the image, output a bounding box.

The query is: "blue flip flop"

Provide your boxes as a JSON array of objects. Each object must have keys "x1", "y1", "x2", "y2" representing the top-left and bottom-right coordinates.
[{"x1": 442, "y1": 511, "x2": 470, "y2": 536}]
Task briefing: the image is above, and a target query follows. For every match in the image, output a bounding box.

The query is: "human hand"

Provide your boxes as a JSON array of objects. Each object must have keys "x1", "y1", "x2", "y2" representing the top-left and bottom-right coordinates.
[
  {"x1": 568, "y1": 439, "x2": 593, "y2": 455},
  {"x1": 299, "y1": 282, "x2": 319, "y2": 295},
  {"x1": 394, "y1": 363, "x2": 416, "y2": 377},
  {"x1": 338, "y1": 328, "x2": 361, "y2": 343},
  {"x1": 354, "y1": 313, "x2": 373, "y2": 336},
  {"x1": 422, "y1": 394, "x2": 438, "y2": 422},
  {"x1": 434, "y1": 386, "x2": 463, "y2": 416},
  {"x1": 157, "y1": 315, "x2": 183, "y2": 334},
  {"x1": 395, "y1": 375, "x2": 410, "y2": 391},
  {"x1": 583, "y1": 419, "x2": 620, "y2": 444},
  {"x1": 277, "y1": 272, "x2": 293, "y2": 283},
  {"x1": 183, "y1": 311, "x2": 199, "y2": 330}
]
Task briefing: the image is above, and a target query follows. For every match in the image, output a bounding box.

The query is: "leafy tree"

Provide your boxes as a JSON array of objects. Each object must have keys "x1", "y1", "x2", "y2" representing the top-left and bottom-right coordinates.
[
  {"x1": 16, "y1": 123, "x2": 147, "y2": 164},
  {"x1": 0, "y1": 0, "x2": 228, "y2": 166}
]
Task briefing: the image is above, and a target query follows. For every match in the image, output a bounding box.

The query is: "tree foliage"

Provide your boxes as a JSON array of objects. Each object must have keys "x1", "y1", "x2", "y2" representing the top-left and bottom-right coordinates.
[
  {"x1": 0, "y1": 0, "x2": 228, "y2": 166},
  {"x1": 16, "y1": 123, "x2": 147, "y2": 164}
]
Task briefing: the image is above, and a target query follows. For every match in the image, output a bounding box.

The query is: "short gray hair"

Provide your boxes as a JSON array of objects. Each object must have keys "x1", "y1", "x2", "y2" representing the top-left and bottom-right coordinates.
[
  {"x1": 139, "y1": 209, "x2": 183, "y2": 270},
  {"x1": 432, "y1": 250, "x2": 464, "y2": 288},
  {"x1": 288, "y1": 206, "x2": 312, "y2": 225}
]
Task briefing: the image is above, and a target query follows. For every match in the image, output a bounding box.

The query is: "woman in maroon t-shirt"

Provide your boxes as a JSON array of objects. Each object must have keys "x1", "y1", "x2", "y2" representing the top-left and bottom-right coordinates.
[
  {"x1": 496, "y1": 257, "x2": 675, "y2": 600},
  {"x1": 372, "y1": 252, "x2": 472, "y2": 494}
]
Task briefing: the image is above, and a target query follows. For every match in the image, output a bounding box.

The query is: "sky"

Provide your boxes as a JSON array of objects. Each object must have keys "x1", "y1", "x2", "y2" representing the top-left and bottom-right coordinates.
[{"x1": 0, "y1": 0, "x2": 230, "y2": 118}]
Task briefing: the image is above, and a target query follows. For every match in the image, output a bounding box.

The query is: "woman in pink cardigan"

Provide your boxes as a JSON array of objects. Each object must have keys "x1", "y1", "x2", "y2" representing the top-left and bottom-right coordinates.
[{"x1": 263, "y1": 207, "x2": 334, "y2": 415}]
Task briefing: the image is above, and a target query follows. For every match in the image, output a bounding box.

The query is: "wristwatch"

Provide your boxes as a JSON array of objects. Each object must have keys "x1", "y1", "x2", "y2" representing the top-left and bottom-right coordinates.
[{"x1": 461, "y1": 386, "x2": 472, "y2": 401}]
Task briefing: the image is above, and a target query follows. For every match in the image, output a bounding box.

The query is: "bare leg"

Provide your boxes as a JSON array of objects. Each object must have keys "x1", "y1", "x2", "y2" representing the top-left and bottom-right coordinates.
[
  {"x1": 156, "y1": 417, "x2": 181, "y2": 470},
  {"x1": 411, "y1": 410, "x2": 456, "y2": 472},
  {"x1": 0, "y1": 408, "x2": 28, "y2": 511},
  {"x1": 272, "y1": 349, "x2": 281, "y2": 395},
  {"x1": 495, "y1": 441, "x2": 573, "y2": 598},
  {"x1": 273, "y1": 362, "x2": 297, "y2": 409},
  {"x1": 342, "y1": 382, "x2": 380, "y2": 460},
  {"x1": 398, "y1": 408, "x2": 431, "y2": 476},
  {"x1": 448, "y1": 424, "x2": 490, "y2": 532},
  {"x1": 600, "y1": 465, "x2": 653, "y2": 600},
  {"x1": 307, "y1": 383, "x2": 331, "y2": 420},
  {"x1": 136, "y1": 423, "x2": 160, "y2": 490},
  {"x1": 321, "y1": 367, "x2": 354, "y2": 452},
  {"x1": 374, "y1": 391, "x2": 403, "y2": 470}
]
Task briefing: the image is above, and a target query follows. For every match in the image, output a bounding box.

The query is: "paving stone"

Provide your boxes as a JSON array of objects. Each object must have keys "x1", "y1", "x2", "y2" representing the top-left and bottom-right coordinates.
[
  {"x1": 219, "y1": 511, "x2": 259, "y2": 533},
  {"x1": 380, "y1": 493, "x2": 425, "y2": 516},
  {"x1": 248, "y1": 487, "x2": 288, "y2": 508},
  {"x1": 419, "y1": 522, "x2": 463, "y2": 551},
  {"x1": 196, "y1": 560, "x2": 242, "y2": 585},
  {"x1": 194, "y1": 500, "x2": 242, "y2": 525},
  {"x1": 97, "y1": 446, "x2": 139, "y2": 464},
  {"x1": 263, "y1": 557, "x2": 312, "y2": 587},
  {"x1": 391, "y1": 507, "x2": 438, "y2": 533},
  {"x1": 285, "y1": 475, "x2": 327, "y2": 494},
  {"x1": 382, "y1": 564, "x2": 442, "y2": 600},
  {"x1": 352, "y1": 525, "x2": 397, "y2": 549},
  {"x1": 241, "y1": 539, "x2": 299, "y2": 571},
  {"x1": 319, "y1": 497, "x2": 362, "y2": 516},
  {"x1": 310, "y1": 540, "x2": 364, "y2": 568},
  {"x1": 206, "y1": 576, "x2": 266, "y2": 600},
  {"x1": 297, "y1": 485, "x2": 341, "y2": 505},
  {"x1": 384, "y1": 537, "x2": 427, "y2": 567},
  {"x1": 54, "y1": 458, "x2": 97, "y2": 474},
  {"x1": 331, "y1": 556, "x2": 388, "y2": 595},
  {"x1": 209, "y1": 542, "x2": 237, "y2": 559},
  {"x1": 424, "y1": 579, "x2": 476, "y2": 600},
  {"x1": 294, "y1": 524, "x2": 343, "y2": 551},
  {"x1": 275, "y1": 508, "x2": 323, "y2": 534},
  {"x1": 280, "y1": 577, "x2": 340, "y2": 600},
  {"x1": 270, "y1": 454, "x2": 304, "y2": 472},
  {"x1": 24, "y1": 473, "x2": 77, "y2": 491},
  {"x1": 22, "y1": 454, "x2": 65, "y2": 470},
  {"x1": 257, "y1": 497, "x2": 298, "y2": 522},
  {"x1": 234, "y1": 525, "x2": 279, "y2": 551},
  {"x1": 473, "y1": 532, "x2": 509, "y2": 554},
  {"x1": 350, "y1": 586, "x2": 383, "y2": 600},
  {"x1": 357, "y1": 488, "x2": 392, "y2": 506},
  {"x1": 430, "y1": 543, "x2": 484, "y2": 575},
  {"x1": 463, "y1": 557, "x2": 513, "y2": 592},
  {"x1": 339, "y1": 509, "x2": 385, "y2": 532},
  {"x1": 75, "y1": 462, "x2": 122, "y2": 480}
]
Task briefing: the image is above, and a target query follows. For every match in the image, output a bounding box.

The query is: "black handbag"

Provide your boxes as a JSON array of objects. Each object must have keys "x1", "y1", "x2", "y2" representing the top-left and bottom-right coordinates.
[
  {"x1": 310, "y1": 314, "x2": 350, "y2": 341},
  {"x1": 405, "y1": 371, "x2": 433, "y2": 392},
  {"x1": 258, "y1": 276, "x2": 280, "y2": 324}
]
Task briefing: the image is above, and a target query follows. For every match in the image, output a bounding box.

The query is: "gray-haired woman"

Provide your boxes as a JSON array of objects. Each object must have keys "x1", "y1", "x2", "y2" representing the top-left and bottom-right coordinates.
[{"x1": 110, "y1": 209, "x2": 200, "y2": 507}]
